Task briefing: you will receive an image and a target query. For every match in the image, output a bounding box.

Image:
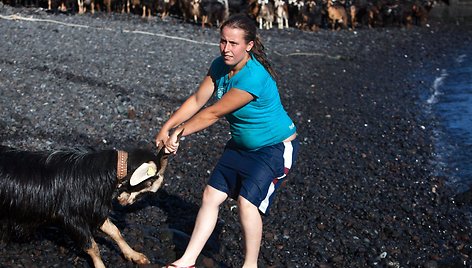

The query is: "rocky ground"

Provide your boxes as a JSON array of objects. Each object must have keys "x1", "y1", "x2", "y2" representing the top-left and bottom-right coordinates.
[{"x1": 1, "y1": 3, "x2": 472, "y2": 267}]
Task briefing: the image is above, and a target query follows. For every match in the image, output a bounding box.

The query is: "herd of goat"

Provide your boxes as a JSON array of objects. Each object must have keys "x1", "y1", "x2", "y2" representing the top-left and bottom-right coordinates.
[{"x1": 1, "y1": 0, "x2": 442, "y2": 30}]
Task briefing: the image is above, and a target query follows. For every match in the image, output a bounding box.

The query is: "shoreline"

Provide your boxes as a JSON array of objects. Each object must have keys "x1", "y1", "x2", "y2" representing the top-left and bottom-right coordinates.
[{"x1": 1, "y1": 5, "x2": 472, "y2": 267}]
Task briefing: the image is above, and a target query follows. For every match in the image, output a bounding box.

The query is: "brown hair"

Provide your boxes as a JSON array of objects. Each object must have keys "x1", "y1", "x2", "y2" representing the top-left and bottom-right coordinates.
[{"x1": 220, "y1": 14, "x2": 278, "y2": 79}]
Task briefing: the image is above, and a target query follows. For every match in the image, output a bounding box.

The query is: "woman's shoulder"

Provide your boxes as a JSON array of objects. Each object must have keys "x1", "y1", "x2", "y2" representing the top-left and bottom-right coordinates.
[
  {"x1": 246, "y1": 57, "x2": 269, "y2": 77},
  {"x1": 234, "y1": 59, "x2": 276, "y2": 96},
  {"x1": 242, "y1": 57, "x2": 272, "y2": 84}
]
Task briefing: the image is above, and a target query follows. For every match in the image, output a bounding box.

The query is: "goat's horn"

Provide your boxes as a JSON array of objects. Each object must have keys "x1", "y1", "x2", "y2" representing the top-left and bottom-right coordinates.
[
  {"x1": 157, "y1": 128, "x2": 184, "y2": 176},
  {"x1": 176, "y1": 128, "x2": 184, "y2": 140}
]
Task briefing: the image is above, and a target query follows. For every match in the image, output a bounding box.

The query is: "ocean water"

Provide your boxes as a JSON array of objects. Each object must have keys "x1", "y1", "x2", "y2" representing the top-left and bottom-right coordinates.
[{"x1": 423, "y1": 51, "x2": 472, "y2": 193}]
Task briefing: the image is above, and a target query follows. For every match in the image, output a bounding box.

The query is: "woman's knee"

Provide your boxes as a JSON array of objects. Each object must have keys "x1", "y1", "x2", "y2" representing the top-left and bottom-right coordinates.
[
  {"x1": 237, "y1": 196, "x2": 258, "y2": 211},
  {"x1": 202, "y1": 185, "x2": 227, "y2": 206}
]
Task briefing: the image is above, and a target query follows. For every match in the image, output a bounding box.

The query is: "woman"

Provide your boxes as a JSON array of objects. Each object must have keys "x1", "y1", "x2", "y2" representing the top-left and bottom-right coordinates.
[{"x1": 155, "y1": 14, "x2": 300, "y2": 268}]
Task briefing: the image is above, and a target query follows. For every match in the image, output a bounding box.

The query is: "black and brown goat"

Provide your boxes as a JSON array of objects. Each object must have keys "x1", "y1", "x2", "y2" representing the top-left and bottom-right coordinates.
[
  {"x1": 201, "y1": 0, "x2": 229, "y2": 28},
  {"x1": 299, "y1": 0, "x2": 323, "y2": 31},
  {"x1": 0, "y1": 141, "x2": 175, "y2": 268},
  {"x1": 157, "y1": 0, "x2": 177, "y2": 19},
  {"x1": 402, "y1": 0, "x2": 432, "y2": 28}
]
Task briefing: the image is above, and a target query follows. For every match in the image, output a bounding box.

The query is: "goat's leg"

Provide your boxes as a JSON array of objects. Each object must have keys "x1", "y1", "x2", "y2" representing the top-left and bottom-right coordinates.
[
  {"x1": 85, "y1": 239, "x2": 106, "y2": 268},
  {"x1": 100, "y1": 218, "x2": 150, "y2": 264},
  {"x1": 77, "y1": 0, "x2": 84, "y2": 13},
  {"x1": 202, "y1": 15, "x2": 207, "y2": 28},
  {"x1": 64, "y1": 219, "x2": 104, "y2": 268}
]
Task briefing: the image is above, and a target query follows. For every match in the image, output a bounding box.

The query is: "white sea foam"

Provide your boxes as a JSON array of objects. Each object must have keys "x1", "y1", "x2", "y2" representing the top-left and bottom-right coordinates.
[
  {"x1": 426, "y1": 69, "x2": 447, "y2": 105},
  {"x1": 456, "y1": 54, "x2": 467, "y2": 64}
]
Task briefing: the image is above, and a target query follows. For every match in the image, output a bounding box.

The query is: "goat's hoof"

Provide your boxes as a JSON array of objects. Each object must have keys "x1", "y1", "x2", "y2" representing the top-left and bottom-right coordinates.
[
  {"x1": 127, "y1": 252, "x2": 150, "y2": 264},
  {"x1": 136, "y1": 254, "x2": 150, "y2": 264}
]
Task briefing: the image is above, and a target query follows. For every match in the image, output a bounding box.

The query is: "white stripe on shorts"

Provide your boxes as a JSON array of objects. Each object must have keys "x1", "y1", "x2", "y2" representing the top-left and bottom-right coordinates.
[
  {"x1": 283, "y1": 140, "x2": 294, "y2": 171},
  {"x1": 259, "y1": 140, "x2": 294, "y2": 213}
]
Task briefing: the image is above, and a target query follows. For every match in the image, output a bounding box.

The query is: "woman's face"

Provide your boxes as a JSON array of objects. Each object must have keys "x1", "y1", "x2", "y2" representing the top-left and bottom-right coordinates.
[{"x1": 219, "y1": 27, "x2": 254, "y2": 68}]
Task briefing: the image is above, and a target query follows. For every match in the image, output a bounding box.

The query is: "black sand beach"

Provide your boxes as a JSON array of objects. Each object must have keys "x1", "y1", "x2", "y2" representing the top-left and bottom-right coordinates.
[{"x1": 1, "y1": 4, "x2": 472, "y2": 267}]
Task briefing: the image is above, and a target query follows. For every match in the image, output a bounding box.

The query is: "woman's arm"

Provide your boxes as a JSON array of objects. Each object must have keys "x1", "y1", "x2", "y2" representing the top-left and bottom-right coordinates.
[
  {"x1": 164, "y1": 87, "x2": 254, "y2": 152},
  {"x1": 155, "y1": 75, "x2": 215, "y2": 145}
]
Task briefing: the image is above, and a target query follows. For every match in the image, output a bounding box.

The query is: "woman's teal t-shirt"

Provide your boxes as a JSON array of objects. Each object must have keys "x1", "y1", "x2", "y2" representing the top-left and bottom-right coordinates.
[{"x1": 209, "y1": 55, "x2": 296, "y2": 151}]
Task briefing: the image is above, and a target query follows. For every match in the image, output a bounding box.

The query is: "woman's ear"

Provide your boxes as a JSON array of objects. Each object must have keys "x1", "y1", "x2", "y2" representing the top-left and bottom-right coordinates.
[{"x1": 246, "y1": 40, "x2": 254, "y2": 52}]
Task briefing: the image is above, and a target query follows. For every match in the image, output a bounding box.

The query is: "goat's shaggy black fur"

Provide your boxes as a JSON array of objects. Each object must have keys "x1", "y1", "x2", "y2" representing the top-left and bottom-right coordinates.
[{"x1": 0, "y1": 145, "x2": 159, "y2": 250}]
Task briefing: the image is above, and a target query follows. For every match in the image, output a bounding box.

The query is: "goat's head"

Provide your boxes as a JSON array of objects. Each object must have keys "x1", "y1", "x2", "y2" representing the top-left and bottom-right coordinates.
[{"x1": 115, "y1": 130, "x2": 183, "y2": 206}]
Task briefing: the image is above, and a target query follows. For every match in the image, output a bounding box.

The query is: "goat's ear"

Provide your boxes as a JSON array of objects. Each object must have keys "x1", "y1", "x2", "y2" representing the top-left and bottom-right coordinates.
[{"x1": 130, "y1": 162, "x2": 158, "y2": 186}]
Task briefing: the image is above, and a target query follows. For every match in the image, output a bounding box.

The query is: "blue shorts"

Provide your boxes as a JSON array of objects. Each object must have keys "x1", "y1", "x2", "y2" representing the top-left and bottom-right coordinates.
[{"x1": 208, "y1": 138, "x2": 300, "y2": 215}]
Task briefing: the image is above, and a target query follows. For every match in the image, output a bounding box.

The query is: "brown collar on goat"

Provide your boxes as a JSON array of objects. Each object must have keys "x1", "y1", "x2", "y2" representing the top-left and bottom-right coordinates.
[{"x1": 117, "y1": 150, "x2": 128, "y2": 181}]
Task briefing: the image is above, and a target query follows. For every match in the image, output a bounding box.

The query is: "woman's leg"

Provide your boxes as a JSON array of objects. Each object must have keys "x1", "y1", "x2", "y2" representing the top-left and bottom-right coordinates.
[
  {"x1": 171, "y1": 185, "x2": 228, "y2": 266},
  {"x1": 238, "y1": 196, "x2": 262, "y2": 268}
]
